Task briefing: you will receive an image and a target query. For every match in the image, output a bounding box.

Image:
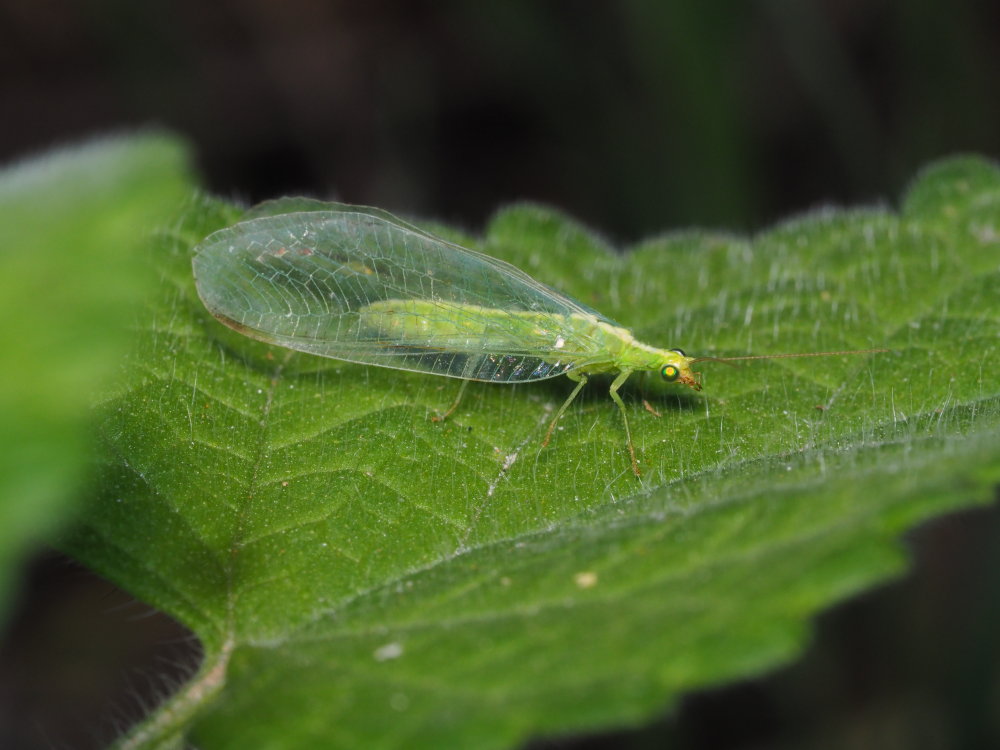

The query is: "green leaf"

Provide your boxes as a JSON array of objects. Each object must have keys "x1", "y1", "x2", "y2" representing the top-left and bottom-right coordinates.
[
  {"x1": 62, "y1": 157, "x2": 999, "y2": 749},
  {"x1": 0, "y1": 133, "x2": 193, "y2": 621}
]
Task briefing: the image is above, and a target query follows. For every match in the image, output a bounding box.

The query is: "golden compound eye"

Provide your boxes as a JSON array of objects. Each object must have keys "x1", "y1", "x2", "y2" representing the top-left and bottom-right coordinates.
[{"x1": 661, "y1": 364, "x2": 680, "y2": 382}]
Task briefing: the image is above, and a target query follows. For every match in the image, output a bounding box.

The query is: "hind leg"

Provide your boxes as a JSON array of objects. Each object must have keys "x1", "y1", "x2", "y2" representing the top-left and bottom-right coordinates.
[{"x1": 431, "y1": 379, "x2": 469, "y2": 422}]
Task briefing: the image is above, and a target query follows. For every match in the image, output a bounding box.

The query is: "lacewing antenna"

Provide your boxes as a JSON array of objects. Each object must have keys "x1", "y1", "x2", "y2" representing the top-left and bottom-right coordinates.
[
  {"x1": 686, "y1": 356, "x2": 739, "y2": 368},
  {"x1": 690, "y1": 347, "x2": 889, "y2": 364}
]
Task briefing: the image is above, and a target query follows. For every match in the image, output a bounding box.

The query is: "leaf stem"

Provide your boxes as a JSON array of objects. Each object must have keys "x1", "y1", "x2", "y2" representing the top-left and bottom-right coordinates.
[{"x1": 114, "y1": 635, "x2": 234, "y2": 750}]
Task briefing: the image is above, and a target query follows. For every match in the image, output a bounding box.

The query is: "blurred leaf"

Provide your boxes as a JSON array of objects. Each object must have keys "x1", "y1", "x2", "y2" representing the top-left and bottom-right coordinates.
[
  {"x1": 62, "y1": 157, "x2": 998, "y2": 748},
  {"x1": 0, "y1": 133, "x2": 193, "y2": 621}
]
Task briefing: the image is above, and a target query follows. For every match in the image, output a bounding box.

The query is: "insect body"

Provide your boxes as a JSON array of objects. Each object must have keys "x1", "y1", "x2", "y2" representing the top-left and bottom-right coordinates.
[
  {"x1": 356, "y1": 298, "x2": 697, "y2": 389},
  {"x1": 192, "y1": 204, "x2": 879, "y2": 476},
  {"x1": 357, "y1": 297, "x2": 697, "y2": 474}
]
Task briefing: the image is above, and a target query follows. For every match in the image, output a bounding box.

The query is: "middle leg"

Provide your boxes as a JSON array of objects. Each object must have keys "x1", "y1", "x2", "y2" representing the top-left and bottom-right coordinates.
[{"x1": 542, "y1": 372, "x2": 589, "y2": 448}]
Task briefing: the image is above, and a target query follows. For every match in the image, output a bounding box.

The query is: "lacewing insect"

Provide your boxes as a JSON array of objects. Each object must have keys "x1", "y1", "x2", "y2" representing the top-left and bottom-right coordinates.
[{"x1": 192, "y1": 203, "x2": 885, "y2": 476}]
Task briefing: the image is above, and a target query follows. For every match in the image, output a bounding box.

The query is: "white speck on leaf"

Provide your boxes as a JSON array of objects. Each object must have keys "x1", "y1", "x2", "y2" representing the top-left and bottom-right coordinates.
[
  {"x1": 374, "y1": 642, "x2": 404, "y2": 662},
  {"x1": 574, "y1": 571, "x2": 598, "y2": 589}
]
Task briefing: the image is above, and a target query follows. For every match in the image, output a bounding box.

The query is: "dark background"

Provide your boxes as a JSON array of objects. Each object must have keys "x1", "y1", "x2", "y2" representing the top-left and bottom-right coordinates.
[{"x1": 2, "y1": 1, "x2": 999, "y2": 748}]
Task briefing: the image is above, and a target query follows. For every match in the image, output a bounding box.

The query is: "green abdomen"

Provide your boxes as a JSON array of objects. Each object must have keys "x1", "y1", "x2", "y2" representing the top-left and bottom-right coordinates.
[{"x1": 358, "y1": 298, "x2": 612, "y2": 360}]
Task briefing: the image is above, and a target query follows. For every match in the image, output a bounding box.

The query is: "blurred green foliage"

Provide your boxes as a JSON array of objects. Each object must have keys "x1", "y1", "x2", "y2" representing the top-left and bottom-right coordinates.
[{"x1": 0, "y1": 134, "x2": 193, "y2": 620}]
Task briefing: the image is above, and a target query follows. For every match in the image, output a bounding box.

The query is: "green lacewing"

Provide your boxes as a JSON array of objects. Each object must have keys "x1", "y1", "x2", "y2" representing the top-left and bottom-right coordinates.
[{"x1": 192, "y1": 202, "x2": 885, "y2": 476}]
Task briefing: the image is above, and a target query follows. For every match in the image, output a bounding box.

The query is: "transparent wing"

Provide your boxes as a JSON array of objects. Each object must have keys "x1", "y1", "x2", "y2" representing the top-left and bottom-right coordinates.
[{"x1": 192, "y1": 206, "x2": 620, "y2": 382}]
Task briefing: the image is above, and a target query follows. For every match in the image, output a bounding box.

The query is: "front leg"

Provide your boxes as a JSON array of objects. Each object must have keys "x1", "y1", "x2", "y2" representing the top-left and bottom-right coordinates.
[{"x1": 608, "y1": 369, "x2": 639, "y2": 476}]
